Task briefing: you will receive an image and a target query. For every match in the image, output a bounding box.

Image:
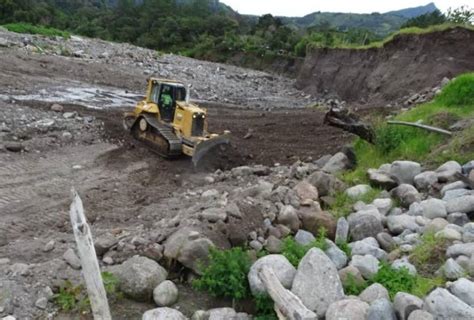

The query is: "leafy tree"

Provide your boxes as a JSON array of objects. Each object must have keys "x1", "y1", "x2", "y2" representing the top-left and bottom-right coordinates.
[
  {"x1": 447, "y1": 6, "x2": 474, "y2": 25},
  {"x1": 401, "y1": 10, "x2": 447, "y2": 28}
]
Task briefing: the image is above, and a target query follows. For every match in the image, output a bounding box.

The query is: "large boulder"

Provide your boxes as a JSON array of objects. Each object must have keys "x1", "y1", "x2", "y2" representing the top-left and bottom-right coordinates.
[
  {"x1": 359, "y1": 283, "x2": 390, "y2": 304},
  {"x1": 326, "y1": 298, "x2": 369, "y2": 320},
  {"x1": 448, "y1": 278, "x2": 474, "y2": 307},
  {"x1": 163, "y1": 228, "x2": 214, "y2": 275},
  {"x1": 111, "y1": 256, "x2": 168, "y2": 302},
  {"x1": 436, "y1": 161, "x2": 462, "y2": 183},
  {"x1": 307, "y1": 171, "x2": 345, "y2": 197},
  {"x1": 387, "y1": 215, "x2": 419, "y2": 235},
  {"x1": 414, "y1": 171, "x2": 438, "y2": 191},
  {"x1": 299, "y1": 205, "x2": 337, "y2": 239},
  {"x1": 277, "y1": 205, "x2": 300, "y2": 232},
  {"x1": 418, "y1": 198, "x2": 447, "y2": 219},
  {"x1": 349, "y1": 255, "x2": 379, "y2": 279},
  {"x1": 248, "y1": 255, "x2": 296, "y2": 295},
  {"x1": 350, "y1": 238, "x2": 387, "y2": 261},
  {"x1": 143, "y1": 307, "x2": 187, "y2": 320},
  {"x1": 348, "y1": 211, "x2": 383, "y2": 241},
  {"x1": 394, "y1": 292, "x2": 423, "y2": 320},
  {"x1": 390, "y1": 184, "x2": 421, "y2": 208},
  {"x1": 446, "y1": 195, "x2": 474, "y2": 214},
  {"x1": 368, "y1": 169, "x2": 398, "y2": 190},
  {"x1": 322, "y1": 152, "x2": 351, "y2": 174},
  {"x1": 424, "y1": 288, "x2": 474, "y2": 319},
  {"x1": 291, "y1": 248, "x2": 344, "y2": 317},
  {"x1": 367, "y1": 298, "x2": 397, "y2": 320},
  {"x1": 153, "y1": 280, "x2": 178, "y2": 307},
  {"x1": 294, "y1": 180, "x2": 319, "y2": 202},
  {"x1": 389, "y1": 161, "x2": 421, "y2": 185}
]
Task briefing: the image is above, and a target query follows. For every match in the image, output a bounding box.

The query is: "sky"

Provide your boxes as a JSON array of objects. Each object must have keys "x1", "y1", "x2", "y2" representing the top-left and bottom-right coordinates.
[{"x1": 220, "y1": 0, "x2": 472, "y2": 17}]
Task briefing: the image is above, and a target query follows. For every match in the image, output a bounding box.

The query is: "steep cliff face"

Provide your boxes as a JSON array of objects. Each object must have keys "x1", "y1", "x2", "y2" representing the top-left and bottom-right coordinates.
[{"x1": 295, "y1": 27, "x2": 474, "y2": 105}]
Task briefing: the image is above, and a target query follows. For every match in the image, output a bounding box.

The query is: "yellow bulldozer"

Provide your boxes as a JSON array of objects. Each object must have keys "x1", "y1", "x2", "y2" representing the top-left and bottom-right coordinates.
[{"x1": 123, "y1": 78, "x2": 230, "y2": 168}]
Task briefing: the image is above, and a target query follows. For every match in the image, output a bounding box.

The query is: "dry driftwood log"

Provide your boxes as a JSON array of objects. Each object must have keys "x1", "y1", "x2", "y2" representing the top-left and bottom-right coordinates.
[
  {"x1": 258, "y1": 268, "x2": 317, "y2": 320},
  {"x1": 387, "y1": 121, "x2": 453, "y2": 136},
  {"x1": 70, "y1": 189, "x2": 112, "y2": 320},
  {"x1": 324, "y1": 107, "x2": 376, "y2": 144}
]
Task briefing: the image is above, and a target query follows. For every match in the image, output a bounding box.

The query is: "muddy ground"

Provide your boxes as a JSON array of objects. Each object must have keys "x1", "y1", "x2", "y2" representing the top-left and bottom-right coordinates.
[{"x1": 0, "y1": 34, "x2": 350, "y2": 319}]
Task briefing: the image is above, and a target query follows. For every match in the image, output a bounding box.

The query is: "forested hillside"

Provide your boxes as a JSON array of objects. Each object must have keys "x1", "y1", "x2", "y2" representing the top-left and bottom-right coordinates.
[{"x1": 0, "y1": 0, "x2": 468, "y2": 63}]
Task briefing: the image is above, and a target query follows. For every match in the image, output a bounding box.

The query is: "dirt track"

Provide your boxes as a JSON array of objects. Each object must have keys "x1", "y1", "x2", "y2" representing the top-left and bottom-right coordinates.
[{"x1": 0, "y1": 36, "x2": 351, "y2": 318}]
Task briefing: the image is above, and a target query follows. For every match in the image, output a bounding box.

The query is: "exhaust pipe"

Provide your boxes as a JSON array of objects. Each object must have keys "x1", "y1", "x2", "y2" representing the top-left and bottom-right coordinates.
[{"x1": 186, "y1": 84, "x2": 191, "y2": 104}]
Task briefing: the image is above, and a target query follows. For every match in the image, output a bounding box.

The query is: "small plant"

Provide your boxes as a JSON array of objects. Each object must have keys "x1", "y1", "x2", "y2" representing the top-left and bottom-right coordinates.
[
  {"x1": 193, "y1": 247, "x2": 251, "y2": 300},
  {"x1": 329, "y1": 188, "x2": 383, "y2": 218},
  {"x1": 410, "y1": 232, "x2": 449, "y2": 277},
  {"x1": 254, "y1": 294, "x2": 278, "y2": 320},
  {"x1": 342, "y1": 274, "x2": 368, "y2": 296},
  {"x1": 336, "y1": 239, "x2": 352, "y2": 258},
  {"x1": 281, "y1": 228, "x2": 328, "y2": 267},
  {"x1": 371, "y1": 262, "x2": 417, "y2": 299},
  {"x1": 54, "y1": 272, "x2": 122, "y2": 313}
]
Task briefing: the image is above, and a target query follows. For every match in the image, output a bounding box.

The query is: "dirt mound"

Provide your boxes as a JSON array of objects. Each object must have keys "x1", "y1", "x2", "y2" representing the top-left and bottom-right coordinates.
[{"x1": 296, "y1": 27, "x2": 474, "y2": 106}]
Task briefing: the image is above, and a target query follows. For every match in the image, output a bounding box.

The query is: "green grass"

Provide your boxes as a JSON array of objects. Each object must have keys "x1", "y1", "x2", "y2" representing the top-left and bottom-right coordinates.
[
  {"x1": 3, "y1": 23, "x2": 70, "y2": 38},
  {"x1": 410, "y1": 232, "x2": 449, "y2": 277},
  {"x1": 281, "y1": 228, "x2": 328, "y2": 267},
  {"x1": 342, "y1": 73, "x2": 474, "y2": 185},
  {"x1": 329, "y1": 187, "x2": 384, "y2": 218}
]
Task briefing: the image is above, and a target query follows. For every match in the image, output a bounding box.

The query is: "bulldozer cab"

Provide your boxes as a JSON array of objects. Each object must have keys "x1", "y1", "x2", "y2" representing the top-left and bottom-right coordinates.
[{"x1": 149, "y1": 80, "x2": 187, "y2": 122}]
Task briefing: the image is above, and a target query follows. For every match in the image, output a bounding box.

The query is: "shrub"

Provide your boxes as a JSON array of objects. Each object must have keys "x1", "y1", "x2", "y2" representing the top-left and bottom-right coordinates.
[
  {"x1": 343, "y1": 274, "x2": 368, "y2": 296},
  {"x1": 254, "y1": 294, "x2": 278, "y2": 320},
  {"x1": 3, "y1": 23, "x2": 70, "y2": 38},
  {"x1": 410, "y1": 232, "x2": 449, "y2": 276},
  {"x1": 371, "y1": 262, "x2": 417, "y2": 299},
  {"x1": 193, "y1": 247, "x2": 251, "y2": 300}
]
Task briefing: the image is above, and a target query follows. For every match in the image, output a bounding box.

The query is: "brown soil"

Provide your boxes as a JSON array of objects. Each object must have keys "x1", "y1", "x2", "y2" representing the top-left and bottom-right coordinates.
[{"x1": 296, "y1": 27, "x2": 474, "y2": 106}]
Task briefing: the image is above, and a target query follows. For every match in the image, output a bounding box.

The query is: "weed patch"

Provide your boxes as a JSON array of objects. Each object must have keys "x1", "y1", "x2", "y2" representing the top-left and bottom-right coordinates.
[
  {"x1": 329, "y1": 187, "x2": 383, "y2": 218},
  {"x1": 3, "y1": 23, "x2": 70, "y2": 38},
  {"x1": 281, "y1": 228, "x2": 328, "y2": 267},
  {"x1": 410, "y1": 232, "x2": 449, "y2": 277}
]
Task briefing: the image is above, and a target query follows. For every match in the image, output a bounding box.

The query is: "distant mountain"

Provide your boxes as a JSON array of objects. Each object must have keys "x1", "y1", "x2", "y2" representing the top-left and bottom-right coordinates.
[
  {"x1": 386, "y1": 2, "x2": 438, "y2": 18},
  {"x1": 278, "y1": 3, "x2": 439, "y2": 36}
]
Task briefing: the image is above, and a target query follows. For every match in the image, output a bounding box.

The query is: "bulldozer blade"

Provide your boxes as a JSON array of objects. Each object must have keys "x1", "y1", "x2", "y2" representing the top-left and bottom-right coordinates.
[{"x1": 192, "y1": 134, "x2": 231, "y2": 169}]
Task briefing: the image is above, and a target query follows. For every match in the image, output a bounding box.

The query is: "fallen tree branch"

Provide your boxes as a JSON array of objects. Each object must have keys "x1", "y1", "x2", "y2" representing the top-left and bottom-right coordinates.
[
  {"x1": 258, "y1": 268, "x2": 317, "y2": 320},
  {"x1": 387, "y1": 121, "x2": 452, "y2": 136},
  {"x1": 324, "y1": 107, "x2": 376, "y2": 144}
]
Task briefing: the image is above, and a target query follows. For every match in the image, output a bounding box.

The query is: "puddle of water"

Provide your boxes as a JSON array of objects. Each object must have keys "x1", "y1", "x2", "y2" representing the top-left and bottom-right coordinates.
[{"x1": 0, "y1": 85, "x2": 143, "y2": 109}]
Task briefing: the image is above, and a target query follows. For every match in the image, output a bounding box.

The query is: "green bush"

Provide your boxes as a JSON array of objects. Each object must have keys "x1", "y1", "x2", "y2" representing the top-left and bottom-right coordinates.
[
  {"x1": 193, "y1": 247, "x2": 251, "y2": 300},
  {"x1": 281, "y1": 228, "x2": 328, "y2": 267},
  {"x1": 254, "y1": 294, "x2": 278, "y2": 320},
  {"x1": 410, "y1": 232, "x2": 448, "y2": 276},
  {"x1": 371, "y1": 262, "x2": 417, "y2": 299},
  {"x1": 343, "y1": 274, "x2": 368, "y2": 296},
  {"x1": 435, "y1": 73, "x2": 474, "y2": 108},
  {"x1": 3, "y1": 23, "x2": 70, "y2": 38}
]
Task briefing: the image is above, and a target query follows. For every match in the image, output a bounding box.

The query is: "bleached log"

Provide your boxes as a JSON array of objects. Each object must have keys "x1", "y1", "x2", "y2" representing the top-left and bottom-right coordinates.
[
  {"x1": 70, "y1": 189, "x2": 112, "y2": 320},
  {"x1": 258, "y1": 268, "x2": 317, "y2": 320},
  {"x1": 387, "y1": 121, "x2": 453, "y2": 136}
]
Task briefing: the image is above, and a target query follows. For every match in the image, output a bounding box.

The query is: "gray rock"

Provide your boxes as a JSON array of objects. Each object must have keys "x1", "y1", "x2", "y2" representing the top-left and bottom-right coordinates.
[
  {"x1": 376, "y1": 232, "x2": 397, "y2": 252},
  {"x1": 325, "y1": 240, "x2": 348, "y2": 270},
  {"x1": 349, "y1": 255, "x2": 379, "y2": 279},
  {"x1": 294, "y1": 180, "x2": 319, "y2": 201},
  {"x1": 294, "y1": 230, "x2": 315, "y2": 246},
  {"x1": 394, "y1": 292, "x2": 424, "y2": 320},
  {"x1": 441, "y1": 181, "x2": 469, "y2": 197},
  {"x1": 419, "y1": 198, "x2": 447, "y2": 219},
  {"x1": 346, "y1": 185, "x2": 372, "y2": 199},
  {"x1": 367, "y1": 298, "x2": 397, "y2": 320},
  {"x1": 63, "y1": 248, "x2": 81, "y2": 270},
  {"x1": 265, "y1": 236, "x2": 282, "y2": 254},
  {"x1": 387, "y1": 215, "x2": 419, "y2": 235},
  {"x1": 277, "y1": 205, "x2": 300, "y2": 232},
  {"x1": 368, "y1": 169, "x2": 398, "y2": 190},
  {"x1": 392, "y1": 258, "x2": 417, "y2": 276},
  {"x1": 203, "y1": 308, "x2": 241, "y2": 320},
  {"x1": 153, "y1": 280, "x2": 178, "y2": 307},
  {"x1": 447, "y1": 243, "x2": 474, "y2": 258},
  {"x1": 442, "y1": 258, "x2": 465, "y2": 280},
  {"x1": 463, "y1": 161, "x2": 474, "y2": 175},
  {"x1": 448, "y1": 212, "x2": 470, "y2": 226},
  {"x1": 178, "y1": 237, "x2": 214, "y2": 275},
  {"x1": 50, "y1": 104, "x2": 64, "y2": 112},
  {"x1": 326, "y1": 298, "x2": 369, "y2": 320},
  {"x1": 198, "y1": 207, "x2": 227, "y2": 222},
  {"x1": 446, "y1": 195, "x2": 474, "y2": 214},
  {"x1": 335, "y1": 217, "x2": 349, "y2": 244},
  {"x1": 307, "y1": 171, "x2": 345, "y2": 196},
  {"x1": 143, "y1": 307, "x2": 187, "y2": 320},
  {"x1": 359, "y1": 283, "x2": 390, "y2": 303},
  {"x1": 94, "y1": 233, "x2": 118, "y2": 256},
  {"x1": 248, "y1": 255, "x2": 296, "y2": 295},
  {"x1": 111, "y1": 256, "x2": 168, "y2": 301},
  {"x1": 449, "y1": 278, "x2": 474, "y2": 307},
  {"x1": 436, "y1": 161, "x2": 462, "y2": 183},
  {"x1": 339, "y1": 265, "x2": 365, "y2": 286},
  {"x1": 35, "y1": 297, "x2": 48, "y2": 310},
  {"x1": 463, "y1": 223, "x2": 474, "y2": 242},
  {"x1": 424, "y1": 288, "x2": 474, "y2": 319},
  {"x1": 424, "y1": 218, "x2": 449, "y2": 233},
  {"x1": 391, "y1": 184, "x2": 421, "y2": 208},
  {"x1": 414, "y1": 171, "x2": 438, "y2": 191},
  {"x1": 249, "y1": 240, "x2": 263, "y2": 251},
  {"x1": 407, "y1": 310, "x2": 433, "y2": 320},
  {"x1": 322, "y1": 152, "x2": 351, "y2": 174},
  {"x1": 348, "y1": 211, "x2": 383, "y2": 241},
  {"x1": 42, "y1": 240, "x2": 55, "y2": 252},
  {"x1": 443, "y1": 188, "x2": 472, "y2": 201},
  {"x1": 5, "y1": 142, "x2": 24, "y2": 152},
  {"x1": 390, "y1": 161, "x2": 421, "y2": 185},
  {"x1": 437, "y1": 227, "x2": 462, "y2": 241},
  {"x1": 351, "y1": 238, "x2": 387, "y2": 260},
  {"x1": 373, "y1": 198, "x2": 393, "y2": 216},
  {"x1": 291, "y1": 248, "x2": 344, "y2": 317}
]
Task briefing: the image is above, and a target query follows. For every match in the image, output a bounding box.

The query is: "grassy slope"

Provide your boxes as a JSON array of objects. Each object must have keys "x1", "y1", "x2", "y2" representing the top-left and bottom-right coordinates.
[
  {"x1": 343, "y1": 72, "x2": 474, "y2": 185},
  {"x1": 2, "y1": 23, "x2": 71, "y2": 38}
]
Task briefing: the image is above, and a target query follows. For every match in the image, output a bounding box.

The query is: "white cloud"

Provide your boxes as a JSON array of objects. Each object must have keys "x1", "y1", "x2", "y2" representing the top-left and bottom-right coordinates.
[{"x1": 220, "y1": 0, "x2": 472, "y2": 17}]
